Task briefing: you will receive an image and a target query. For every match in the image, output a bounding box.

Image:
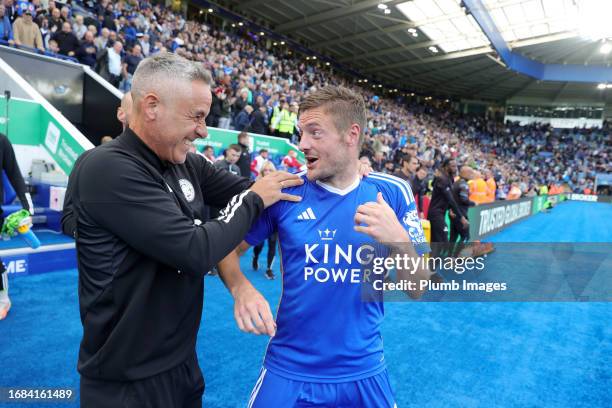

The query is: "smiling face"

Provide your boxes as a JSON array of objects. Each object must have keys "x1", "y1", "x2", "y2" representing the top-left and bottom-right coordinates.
[
  {"x1": 298, "y1": 106, "x2": 358, "y2": 182},
  {"x1": 143, "y1": 80, "x2": 212, "y2": 164}
]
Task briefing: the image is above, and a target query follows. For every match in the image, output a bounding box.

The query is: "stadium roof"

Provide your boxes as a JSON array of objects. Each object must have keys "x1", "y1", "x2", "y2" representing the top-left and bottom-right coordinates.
[{"x1": 216, "y1": 0, "x2": 612, "y2": 103}]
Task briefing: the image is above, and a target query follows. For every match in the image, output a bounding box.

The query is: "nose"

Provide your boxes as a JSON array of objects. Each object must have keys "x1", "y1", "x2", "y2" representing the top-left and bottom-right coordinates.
[
  {"x1": 298, "y1": 134, "x2": 310, "y2": 152},
  {"x1": 196, "y1": 122, "x2": 208, "y2": 139}
]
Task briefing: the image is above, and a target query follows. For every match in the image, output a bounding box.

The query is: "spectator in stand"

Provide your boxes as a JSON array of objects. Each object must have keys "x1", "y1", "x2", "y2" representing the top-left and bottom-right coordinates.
[
  {"x1": 250, "y1": 105, "x2": 268, "y2": 135},
  {"x1": 52, "y1": 21, "x2": 79, "y2": 57},
  {"x1": 72, "y1": 14, "x2": 87, "y2": 40},
  {"x1": 371, "y1": 151, "x2": 385, "y2": 172},
  {"x1": 213, "y1": 144, "x2": 242, "y2": 177},
  {"x1": 0, "y1": 4, "x2": 13, "y2": 45},
  {"x1": 383, "y1": 160, "x2": 395, "y2": 174},
  {"x1": 94, "y1": 27, "x2": 110, "y2": 51},
  {"x1": 96, "y1": 39, "x2": 123, "y2": 87},
  {"x1": 236, "y1": 131, "x2": 252, "y2": 179},
  {"x1": 137, "y1": 32, "x2": 149, "y2": 56},
  {"x1": 48, "y1": 6, "x2": 62, "y2": 33},
  {"x1": 282, "y1": 150, "x2": 301, "y2": 173},
  {"x1": 3, "y1": 0, "x2": 18, "y2": 24},
  {"x1": 251, "y1": 149, "x2": 269, "y2": 178},
  {"x1": 121, "y1": 43, "x2": 143, "y2": 91},
  {"x1": 202, "y1": 145, "x2": 215, "y2": 163},
  {"x1": 47, "y1": 37, "x2": 59, "y2": 53},
  {"x1": 13, "y1": 9, "x2": 43, "y2": 51},
  {"x1": 232, "y1": 89, "x2": 248, "y2": 122},
  {"x1": 234, "y1": 105, "x2": 253, "y2": 132},
  {"x1": 100, "y1": 3, "x2": 115, "y2": 31},
  {"x1": 59, "y1": 5, "x2": 71, "y2": 25}
]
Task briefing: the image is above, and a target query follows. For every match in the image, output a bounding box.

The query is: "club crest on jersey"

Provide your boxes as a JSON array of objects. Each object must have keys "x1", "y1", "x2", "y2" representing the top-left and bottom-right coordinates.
[
  {"x1": 403, "y1": 211, "x2": 426, "y2": 242},
  {"x1": 318, "y1": 229, "x2": 337, "y2": 241},
  {"x1": 179, "y1": 179, "x2": 195, "y2": 202}
]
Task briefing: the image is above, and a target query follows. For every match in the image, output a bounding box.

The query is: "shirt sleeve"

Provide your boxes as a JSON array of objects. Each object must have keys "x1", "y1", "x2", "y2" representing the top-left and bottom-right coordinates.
[
  {"x1": 199, "y1": 157, "x2": 252, "y2": 208},
  {"x1": 388, "y1": 179, "x2": 430, "y2": 256},
  {"x1": 244, "y1": 204, "x2": 277, "y2": 247}
]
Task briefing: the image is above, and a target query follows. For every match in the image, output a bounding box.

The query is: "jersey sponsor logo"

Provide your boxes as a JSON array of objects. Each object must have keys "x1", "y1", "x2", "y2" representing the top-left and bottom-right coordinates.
[
  {"x1": 297, "y1": 207, "x2": 316, "y2": 220},
  {"x1": 178, "y1": 179, "x2": 195, "y2": 202}
]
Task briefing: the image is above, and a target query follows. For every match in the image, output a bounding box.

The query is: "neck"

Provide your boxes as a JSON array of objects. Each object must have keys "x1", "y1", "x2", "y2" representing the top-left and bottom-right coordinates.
[{"x1": 322, "y1": 160, "x2": 359, "y2": 190}]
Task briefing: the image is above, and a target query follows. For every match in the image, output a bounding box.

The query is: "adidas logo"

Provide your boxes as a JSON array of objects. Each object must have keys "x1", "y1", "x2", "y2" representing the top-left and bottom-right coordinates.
[{"x1": 297, "y1": 207, "x2": 316, "y2": 220}]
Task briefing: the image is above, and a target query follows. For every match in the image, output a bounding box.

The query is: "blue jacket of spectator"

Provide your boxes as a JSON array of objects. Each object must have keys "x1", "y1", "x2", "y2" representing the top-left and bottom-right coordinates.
[
  {"x1": 234, "y1": 110, "x2": 252, "y2": 131},
  {"x1": 0, "y1": 15, "x2": 13, "y2": 42}
]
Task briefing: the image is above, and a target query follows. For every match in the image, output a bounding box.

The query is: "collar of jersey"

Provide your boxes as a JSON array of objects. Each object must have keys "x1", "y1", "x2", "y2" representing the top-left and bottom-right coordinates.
[{"x1": 315, "y1": 175, "x2": 360, "y2": 196}]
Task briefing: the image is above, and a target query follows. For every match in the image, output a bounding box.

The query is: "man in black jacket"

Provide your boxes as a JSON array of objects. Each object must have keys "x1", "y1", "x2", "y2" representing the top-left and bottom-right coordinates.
[
  {"x1": 250, "y1": 105, "x2": 268, "y2": 135},
  {"x1": 62, "y1": 53, "x2": 302, "y2": 408},
  {"x1": 236, "y1": 130, "x2": 252, "y2": 179},
  {"x1": 450, "y1": 166, "x2": 475, "y2": 256},
  {"x1": 427, "y1": 158, "x2": 468, "y2": 258},
  {"x1": 51, "y1": 21, "x2": 79, "y2": 56},
  {"x1": 0, "y1": 133, "x2": 34, "y2": 320}
]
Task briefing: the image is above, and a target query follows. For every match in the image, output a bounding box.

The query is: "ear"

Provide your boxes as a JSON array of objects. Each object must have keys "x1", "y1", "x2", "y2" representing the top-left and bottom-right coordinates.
[
  {"x1": 344, "y1": 123, "x2": 361, "y2": 148},
  {"x1": 141, "y1": 92, "x2": 160, "y2": 121}
]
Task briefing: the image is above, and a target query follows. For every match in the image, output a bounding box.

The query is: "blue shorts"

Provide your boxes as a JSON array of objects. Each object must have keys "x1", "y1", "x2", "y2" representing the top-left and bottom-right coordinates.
[{"x1": 247, "y1": 368, "x2": 397, "y2": 408}]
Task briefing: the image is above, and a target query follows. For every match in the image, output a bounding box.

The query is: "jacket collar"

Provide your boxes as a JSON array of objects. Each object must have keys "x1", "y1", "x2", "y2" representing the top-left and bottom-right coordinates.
[{"x1": 118, "y1": 127, "x2": 168, "y2": 173}]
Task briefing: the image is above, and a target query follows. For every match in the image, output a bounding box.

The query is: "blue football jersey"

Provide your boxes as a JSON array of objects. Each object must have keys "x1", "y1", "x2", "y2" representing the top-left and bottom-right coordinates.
[{"x1": 245, "y1": 171, "x2": 428, "y2": 382}]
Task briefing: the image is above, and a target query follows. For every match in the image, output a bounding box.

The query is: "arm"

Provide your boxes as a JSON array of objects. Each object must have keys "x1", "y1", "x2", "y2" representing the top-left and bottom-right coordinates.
[
  {"x1": 217, "y1": 241, "x2": 276, "y2": 336},
  {"x1": 61, "y1": 150, "x2": 92, "y2": 237},
  {"x1": 2, "y1": 135, "x2": 32, "y2": 213},
  {"x1": 354, "y1": 190, "x2": 431, "y2": 299},
  {"x1": 35, "y1": 28, "x2": 44, "y2": 51},
  {"x1": 13, "y1": 21, "x2": 21, "y2": 45},
  {"x1": 438, "y1": 178, "x2": 467, "y2": 220},
  {"x1": 76, "y1": 150, "x2": 264, "y2": 276}
]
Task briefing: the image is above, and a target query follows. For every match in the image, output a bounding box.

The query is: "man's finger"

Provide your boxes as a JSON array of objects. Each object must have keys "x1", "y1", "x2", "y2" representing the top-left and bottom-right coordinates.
[
  {"x1": 356, "y1": 204, "x2": 380, "y2": 217},
  {"x1": 234, "y1": 312, "x2": 246, "y2": 333},
  {"x1": 258, "y1": 303, "x2": 276, "y2": 337},
  {"x1": 239, "y1": 308, "x2": 259, "y2": 334},
  {"x1": 274, "y1": 172, "x2": 302, "y2": 181},
  {"x1": 279, "y1": 193, "x2": 302, "y2": 202},
  {"x1": 354, "y1": 225, "x2": 372, "y2": 235},
  {"x1": 247, "y1": 304, "x2": 266, "y2": 335},
  {"x1": 354, "y1": 212, "x2": 376, "y2": 226},
  {"x1": 279, "y1": 178, "x2": 304, "y2": 188},
  {"x1": 376, "y1": 192, "x2": 389, "y2": 206}
]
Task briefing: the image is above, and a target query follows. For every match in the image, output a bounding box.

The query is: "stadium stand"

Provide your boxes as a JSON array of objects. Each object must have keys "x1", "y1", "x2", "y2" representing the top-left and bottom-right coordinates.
[{"x1": 2, "y1": 0, "x2": 609, "y2": 202}]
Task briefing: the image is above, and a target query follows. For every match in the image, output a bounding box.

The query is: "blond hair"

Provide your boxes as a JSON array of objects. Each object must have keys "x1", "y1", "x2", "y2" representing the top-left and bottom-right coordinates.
[{"x1": 257, "y1": 160, "x2": 277, "y2": 179}]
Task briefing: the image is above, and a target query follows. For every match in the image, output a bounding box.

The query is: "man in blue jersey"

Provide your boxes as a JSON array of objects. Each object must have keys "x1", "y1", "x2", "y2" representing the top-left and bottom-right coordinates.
[{"x1": 218, "y1": 86, "x2": 431, "y2": 407}]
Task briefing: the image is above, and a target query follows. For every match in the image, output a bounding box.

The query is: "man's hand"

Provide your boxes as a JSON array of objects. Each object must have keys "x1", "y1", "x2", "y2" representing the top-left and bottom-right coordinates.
[
  {"x1": 358, "y1": 162, "x2": 373, "y2": 178},
  {"x1": 250, "y1": 171, "x2": 303, "y2": 208},
  {"x1": 460, "y1": 216, "x2": 469, "y2": 229},
  {"x1": 354, "y1": 192, "x2": 407, "y2": 243},
  {"x1": 232, "y1": 281, "x2": 276, "y2": 336}
]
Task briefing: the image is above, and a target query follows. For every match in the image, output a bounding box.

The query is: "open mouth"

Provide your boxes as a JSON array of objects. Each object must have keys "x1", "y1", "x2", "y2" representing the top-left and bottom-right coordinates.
[{"x1": 306, "y1": 157, "x2": 319, "y2": 166}]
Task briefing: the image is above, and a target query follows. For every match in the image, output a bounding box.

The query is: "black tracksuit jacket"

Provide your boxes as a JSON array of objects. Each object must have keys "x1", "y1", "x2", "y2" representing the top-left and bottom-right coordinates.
[{"x1": 62, "y1": 128, "x2": 262, "y2": 381}]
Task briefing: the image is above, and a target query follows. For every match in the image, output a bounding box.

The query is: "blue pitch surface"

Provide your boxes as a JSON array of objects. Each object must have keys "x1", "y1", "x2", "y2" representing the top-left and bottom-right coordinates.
[{"x1": 0, "y1": 201, "x2": 610, "y2": 407}]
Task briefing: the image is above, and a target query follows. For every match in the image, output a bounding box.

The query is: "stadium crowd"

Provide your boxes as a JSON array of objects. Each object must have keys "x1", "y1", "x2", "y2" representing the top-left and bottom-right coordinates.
[{"x1": 3, "y1": 0, "x2": 610, "y2": 201}]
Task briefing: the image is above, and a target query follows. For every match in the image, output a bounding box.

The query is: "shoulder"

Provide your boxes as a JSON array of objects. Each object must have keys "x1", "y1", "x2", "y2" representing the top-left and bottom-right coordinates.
[{"x1": 364, "y1": 172, "x2": 415, "y2": 204}]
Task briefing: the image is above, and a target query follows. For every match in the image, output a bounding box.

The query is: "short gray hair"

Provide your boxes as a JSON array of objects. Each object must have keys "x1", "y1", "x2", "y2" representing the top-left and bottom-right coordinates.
[{"x1": 131, "y1": 52, "x2": 212, "y2": 102}]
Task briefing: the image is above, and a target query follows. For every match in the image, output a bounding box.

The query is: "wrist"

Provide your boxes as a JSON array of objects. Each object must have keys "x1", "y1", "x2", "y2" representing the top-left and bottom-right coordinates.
[{"x1": 230, "y1": 278, "x2": 251, "y2": 298}]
